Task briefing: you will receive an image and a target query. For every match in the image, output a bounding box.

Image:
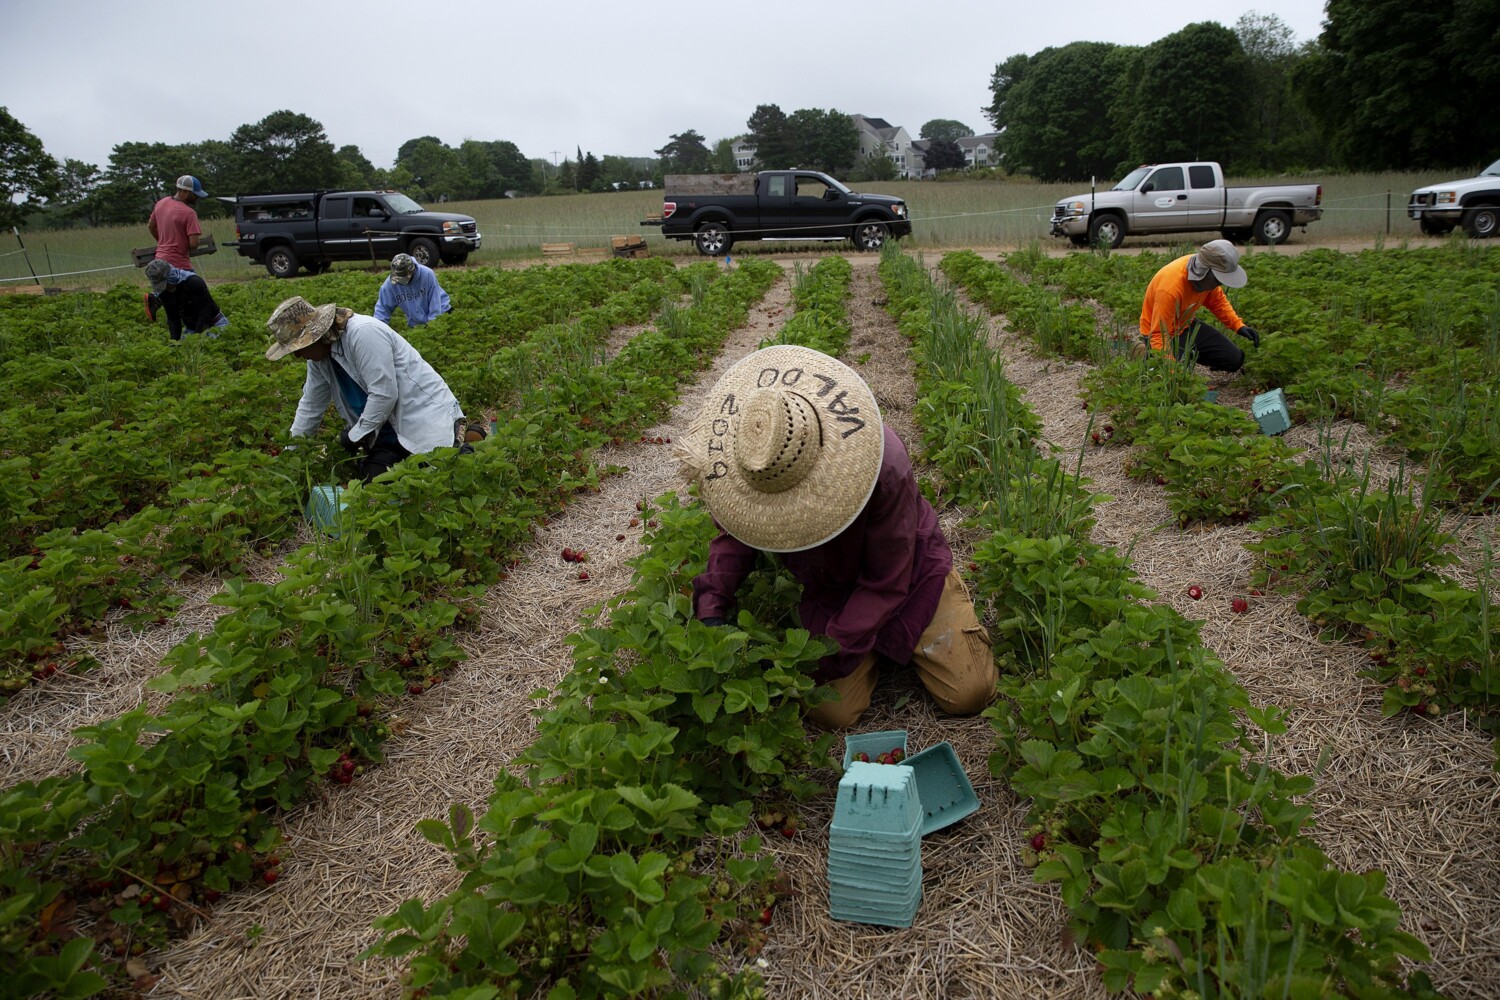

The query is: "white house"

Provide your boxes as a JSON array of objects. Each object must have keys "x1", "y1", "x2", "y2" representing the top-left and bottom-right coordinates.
[
  {"x1": 731, "y1": 137, "x2": 758, "y2": 171},
  {"x1": 958, "y1": 133, "x2": 1003, "y2": 169},
  {"x1": 851, "y1": 115, "x2": 919, "y2": 178}
]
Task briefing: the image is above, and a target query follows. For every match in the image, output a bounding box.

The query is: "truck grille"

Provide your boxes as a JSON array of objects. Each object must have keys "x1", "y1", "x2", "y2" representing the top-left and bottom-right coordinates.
[
  {"x1": 460, "y1": 221, "x2": 478, "y2": 236},
  {"x1": 1409, "y1": 192, "x2": 1436, "y2": 208}
]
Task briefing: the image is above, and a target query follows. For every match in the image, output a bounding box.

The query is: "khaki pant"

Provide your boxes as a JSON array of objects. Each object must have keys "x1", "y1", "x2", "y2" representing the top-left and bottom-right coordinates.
[{"x1": 809, "y1": 569, "x2": 998, "y2": 730}]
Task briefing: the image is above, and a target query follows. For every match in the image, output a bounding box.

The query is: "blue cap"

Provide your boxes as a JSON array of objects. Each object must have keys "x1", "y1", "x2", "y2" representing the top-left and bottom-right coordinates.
[{"x1": 176, "y1": 175, "x2": 208, "y2": 198}]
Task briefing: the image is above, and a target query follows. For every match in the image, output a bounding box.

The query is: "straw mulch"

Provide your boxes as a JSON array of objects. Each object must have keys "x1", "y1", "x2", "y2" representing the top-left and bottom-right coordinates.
[{"x1": 962, "y1": 279, "x2": 1500, "y2": 999}]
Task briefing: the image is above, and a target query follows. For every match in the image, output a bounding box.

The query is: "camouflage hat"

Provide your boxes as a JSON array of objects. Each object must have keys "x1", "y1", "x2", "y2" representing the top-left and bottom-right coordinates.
[
  {"x1": 390, "y1": 253, "x2": 417, "y2": 285},
  {"x1": 144, "y1": 258, "x2": 173, "y2": 295},
  {"x1": 265, "y1": 295, "x2": 337, "y2": 360},
  {"x1": 1188, "y1": 239, "x2": 1248, "y2": 288}
]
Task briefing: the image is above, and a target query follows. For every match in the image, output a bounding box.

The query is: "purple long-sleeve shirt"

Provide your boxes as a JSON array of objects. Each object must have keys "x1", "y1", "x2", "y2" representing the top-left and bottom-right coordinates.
[{"x1": 693, "y1": 426, "x2": 952, "y2": 679}]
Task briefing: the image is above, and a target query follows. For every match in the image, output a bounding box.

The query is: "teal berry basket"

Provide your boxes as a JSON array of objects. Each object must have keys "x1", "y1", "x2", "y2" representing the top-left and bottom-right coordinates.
[
  {"x1": 1252, "y1": 388, "x2": 1291, "y2": 435},
  {"x1": 305, "y1": 485, "x2": 347, "y2": 536},
  {"x1": 842, "y1": 729, "x2": 908, "y2": 770},
  {"x1": 902, "y1": 741, "x2": 980, "y2": 836}
]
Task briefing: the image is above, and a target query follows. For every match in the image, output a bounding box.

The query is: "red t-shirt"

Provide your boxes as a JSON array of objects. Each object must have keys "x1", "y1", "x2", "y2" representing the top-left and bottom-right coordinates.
[{"x1": 149, "y1": 196, "x2": 202, "y2": 269}]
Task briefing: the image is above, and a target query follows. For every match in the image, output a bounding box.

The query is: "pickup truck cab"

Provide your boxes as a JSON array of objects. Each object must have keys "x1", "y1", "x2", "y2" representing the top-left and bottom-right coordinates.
[
  {"x1": 1049, "y1": 161, "x2": 1323, "y2": 248},
  {"x1": 223, "y1": 190, "x2": 482, "y2": 277},
  {"x1": 643, "y1": 171, "x2": 911, "y2": 255},
  {"x1": 1406, "y1": 158, "x2": 1500, "y2": 238}
]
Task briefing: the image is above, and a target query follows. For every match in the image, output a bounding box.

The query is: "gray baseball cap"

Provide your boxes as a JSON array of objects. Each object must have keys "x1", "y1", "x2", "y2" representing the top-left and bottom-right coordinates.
[{"x1": 1187, "y1": 239, "x2": 1248, "y2": 287}]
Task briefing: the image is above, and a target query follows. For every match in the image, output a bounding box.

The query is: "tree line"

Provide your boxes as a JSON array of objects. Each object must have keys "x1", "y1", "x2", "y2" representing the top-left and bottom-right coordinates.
[{"x1": 987, "y1": 6, "x2": 1500, "y2": 182}]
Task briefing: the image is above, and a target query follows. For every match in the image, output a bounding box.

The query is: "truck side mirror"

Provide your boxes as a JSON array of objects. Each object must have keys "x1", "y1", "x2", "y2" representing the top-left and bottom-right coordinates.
[
  {"x1": 1140, "y1": 183, "x2": 1154, "y2": 193},
  {"x1": 823, "y1": 189, "x2": 839, "y2": 201}
]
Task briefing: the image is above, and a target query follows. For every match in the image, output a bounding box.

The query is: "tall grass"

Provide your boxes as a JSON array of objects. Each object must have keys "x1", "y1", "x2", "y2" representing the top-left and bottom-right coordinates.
[{"x1": 0, "y1": 169, "x2": 1465, "y2": 290}]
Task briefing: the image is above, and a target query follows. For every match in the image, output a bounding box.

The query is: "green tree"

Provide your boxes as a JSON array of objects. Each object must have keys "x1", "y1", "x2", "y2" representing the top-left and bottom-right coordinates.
[
  {"x1": 655, "y1": 130, "x2": 710, "y2": 173},
  {"x1": 1121, "y1": 22, "x2": 1251, "y2": 167},
  {"x1": 93, "y1": 141, "x2": 199, "y2": 225},
  {"x1": 922, "y1": 138, "x2": 967, "y2": 173},
  {"x1": 746, "y1": 104, "x2": 793, "y2": 170},
  {"x1": 579, "y1": 149, "x2": 601, "y2": 191},
  {"x1": 1293, "y1": 0, "x2": 1500, "y2": 169},
  {"x1": 785, "y1": 109, "x2": 859, "y2": 174},
  {"x1": 0, "y1": 107, "x2": 59, "y2": 228},
  {"x1": 1234, "y1": 13, "x2": 1322, "y2": 170},
  {"x1": 710, "y1": 137, "x2": 737, "y2": 174},
  {"x1": 227, "y1": 110, "x2": 343, "y2": 193},
  {"x1": 335, "y1": 144, "x2": 377, "y2": 188},
  {"x1": 850, "y1": 151, "x2": 898, "y2": 182},
  {"x1": 458, "y1": 140, "x2": 536, "y2": 196},
  {"x1": 989, "y1": 42, "x2": 1137, "y2": 181},
  {"x1": 919, "y1": 119, "x2": 973, "y2": 142},
  {"x1": 395, "y1": 137, "x2": 467, "y2": 200}
]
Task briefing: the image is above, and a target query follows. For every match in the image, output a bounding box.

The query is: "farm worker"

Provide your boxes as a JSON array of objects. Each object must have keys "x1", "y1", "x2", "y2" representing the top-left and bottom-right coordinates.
[
  {"x1": 143, "y1": 259, "x2": 227, "y2": 343},
  {"x1": 145, "y1": 174, "x2": 208, "y2": 320},
  {"x1": 1139, "y1": 239, "x2": 1261, "y2": 372},
  {"x1": 265, "y1": 295, "x2": 480, "y2": 484},
  {"x1": 374, "y1": 253, "x2": 452, "y2": 327},
  {"x1": 678, "y1": 345, "x2": 998, "y2": 729}
]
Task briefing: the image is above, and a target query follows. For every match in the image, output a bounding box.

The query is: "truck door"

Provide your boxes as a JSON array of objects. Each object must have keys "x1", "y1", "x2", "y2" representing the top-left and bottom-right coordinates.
[
  {"x1": 319, "y1": 195, "x2": 354, "y2": 253},
  {"x1": 1185, "y1": 164, "x2": 1224, "y2": 230},
  {"x1": 1134, "y1": 165, "x2": 1189, "y2": 231},
  {"x1": 756, "y1": 173, "x2": 796, "y2": 238},
  {"x1": 352, "y1": 195, "x2": 400, "y2": 254},
  {"x1": 791, "y1": 173, "x2": 844, "y2": 240}
]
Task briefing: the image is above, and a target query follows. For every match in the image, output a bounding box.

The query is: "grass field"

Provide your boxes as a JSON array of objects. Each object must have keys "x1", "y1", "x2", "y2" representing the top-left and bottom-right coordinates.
[{"x1": 0, "y1": 169, "x2": 1457, "y2": 291}]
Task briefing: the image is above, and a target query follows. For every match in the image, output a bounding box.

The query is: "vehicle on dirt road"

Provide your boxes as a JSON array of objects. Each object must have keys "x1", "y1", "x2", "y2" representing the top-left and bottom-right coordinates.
[
  {"x1": 221, "y1": 190, "x2": 482, "y2": 278},
  {"x1": 1049, "y1": 161, "x2": 1324, "y2": 248},
  {"x1": 643, "y1": 171, "x2": 911, "y2": 255},
  {"x1": 1407, "y1": 158, "x2": 1500, "y2": 238}
]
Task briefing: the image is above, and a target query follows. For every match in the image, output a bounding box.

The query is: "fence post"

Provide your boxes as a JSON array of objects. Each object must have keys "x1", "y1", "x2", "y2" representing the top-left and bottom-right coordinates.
[{"x1": 1386, "y1": 191, "x2": 1391, "y2": 235}]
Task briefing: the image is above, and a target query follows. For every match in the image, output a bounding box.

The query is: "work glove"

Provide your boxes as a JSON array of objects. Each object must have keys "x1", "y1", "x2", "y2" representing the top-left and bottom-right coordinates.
[
  {"x1": 339, "y1": 427, "x2": 370, "y2": 453},
  {"x1": 1238, "y1": 326, "x2": 1261, "y2": 348},
  {"x1": 699, "y1": 616, "x2": 731, "y2": 628}
]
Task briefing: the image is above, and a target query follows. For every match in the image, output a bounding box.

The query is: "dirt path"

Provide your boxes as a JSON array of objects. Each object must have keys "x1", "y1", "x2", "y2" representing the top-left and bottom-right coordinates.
[
  {"x1": 952, "y1": 272, "x2": 1500, "y2": 998},
  {"x1": 149, "y1": 268, "x2": 796, "y2": 999}
]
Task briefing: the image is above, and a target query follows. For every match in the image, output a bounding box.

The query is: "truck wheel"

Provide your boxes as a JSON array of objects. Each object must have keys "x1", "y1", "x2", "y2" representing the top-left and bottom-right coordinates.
[
  {"x1": 1253, "y1": 210, "x2": 1292, "y2": 245},
  {"x1": 265, "y1": 245, "x2": 299, "y2": 279},
  {"x1": 408, "y1": 237, "x2": 440, "y2": 267},
  {"x1": 1462, "y1": 205, "x2": 1498, "y2": 239},
  {"x1": 851, "y1": 220, "x2": 888, "y2": 252},
  {"x1": 694, "y1": 223, "x2": 732, "y2": 256},
  {"x1": 1088, "y1": 214, "x2": 1125, "y2": 249}
]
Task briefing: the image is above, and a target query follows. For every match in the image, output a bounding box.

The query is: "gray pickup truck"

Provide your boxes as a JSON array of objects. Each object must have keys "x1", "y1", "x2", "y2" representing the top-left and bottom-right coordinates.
[{"x1": 1049, "y1": 161, "x2": 1323, "y2": 248}]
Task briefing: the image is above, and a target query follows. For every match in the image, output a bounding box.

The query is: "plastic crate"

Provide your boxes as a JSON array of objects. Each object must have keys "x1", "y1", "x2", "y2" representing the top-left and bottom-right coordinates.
[
  {"x1": 305, "y1": 485, "x2": 347, "y2": 536},
  {"x1": 842, "y1": 729, "x2": 908, "y2": 770},
  {"x1": 1251, "y1": 388, "x2": 1291, "y2": 436},
  {"x1": 903, "y1": 741, "x2": 981, "y2": 836},
  {"x1": 830, "y1": 761, "x2": 921, "y2": 835}
]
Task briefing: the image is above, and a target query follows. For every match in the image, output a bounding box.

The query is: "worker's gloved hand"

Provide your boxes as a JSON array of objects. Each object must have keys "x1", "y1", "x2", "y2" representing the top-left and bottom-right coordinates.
[
  {"x1": 1238, "y1": 326, "x2": 1261, "y2": 348},
  {"x1": 699, "y1": 616, "x2": 731, "y2": 628},
  {"x1": 339, "y1": 427, "x2": 370, "y2": 453}
]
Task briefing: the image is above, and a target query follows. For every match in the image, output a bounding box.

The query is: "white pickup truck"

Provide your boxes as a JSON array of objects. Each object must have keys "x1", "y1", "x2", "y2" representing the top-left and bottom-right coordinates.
[
  {"x1": 1406, "y1": 158, "x2": 1500, "y2": 238},
  {"x1": 1049, "y1": 161, "x2": 1324, "y2": 248}
]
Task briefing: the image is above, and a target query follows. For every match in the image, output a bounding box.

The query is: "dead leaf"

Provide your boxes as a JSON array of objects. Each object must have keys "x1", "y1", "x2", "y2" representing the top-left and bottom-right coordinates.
[
  {"x1": 126, "y1": 958, "x2": 150, "y2": 978},
  {"x1": 120, "y1": 883, "x2": 142, "y2": 900}
]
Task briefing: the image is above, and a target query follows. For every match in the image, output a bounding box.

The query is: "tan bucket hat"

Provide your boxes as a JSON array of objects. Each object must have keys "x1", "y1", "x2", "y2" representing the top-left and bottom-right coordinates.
[
  {"x1": 265, "y1": 295, "x2": 337, "y2": 360},
  {"x1": 680, "y1": 345, "x2": 884, "y2": 552}
]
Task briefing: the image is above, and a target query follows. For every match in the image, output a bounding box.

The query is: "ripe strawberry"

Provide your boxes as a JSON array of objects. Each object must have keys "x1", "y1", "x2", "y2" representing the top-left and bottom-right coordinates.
[
  {"x1": 1030, "y1": 833, "x2": 1046, "y2": 851},
  {"x1": 408, "y1": 683, "x2": 424, "y2": 696},
  {"x1": 1249, "y1": 588, "x2": 1263, "y2": 597},
  {"x1": 1155, "y1": 476, "x2": 1168, "y2": 486},
  {"x1": 1414, "y1": 666, "x2": 1428, "y2": 676},
  {"x1": 890, "y1": 748, "x2": 905, "y2": 763},
  {"x1": 616, "y1": 534, "x2": 626, "y2": 541},
  {"x1": 855, "y1": 751, "x2": 869, "y2": 763},
  {"x1": 357, "y1": 703, "x2": 373, "y2": 718},
  {"x1": 562, "y1": 547, "x2": 576, "y2": 562},
  {"x1": 341, "y1": 760, "x2": 356, "y2": 775},
  {"x1": 968, "y1": 561, "x2": 979, "y2": 572},
  {"x1": 578, "y1": 570, "x2": 590, "y2": 581},
  {"x1": 1091, "y1": 432, "x2": 1101, "y2": 444},
  {"x1": 759, "y1": 907, "x2": 773, "y2": 926},
  {"x1": 780, "y1": 826, "x2": 796, "y2": 839},
  {"x1": 1413, "y1": 702, "x2": 1428, "y2": 715},
  {"x1": 1103, "y1": 424, "x2": 1115, "y2": 434},
  {"x1": 1187, "y1": 585, "x2": 1203, "y2": 600},
  {"x1": 263, "y1": 870, "x2": 278, "y2": 884},
  {"x1": 629, "y1": 517, "x2": 640, "y2": 528},
  {"x1": 1231, "y1": 598, "x2": 1249, "y2": 614},
  {"x1": 664, "y1": 437, "x2": 672, "y2": 443},
  {"x1": 654, "y1": 436, "x2": 664, "y2": 445}
]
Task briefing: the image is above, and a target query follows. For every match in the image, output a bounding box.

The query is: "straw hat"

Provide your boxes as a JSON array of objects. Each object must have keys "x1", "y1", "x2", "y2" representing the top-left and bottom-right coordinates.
[
  {"x1": 265, "y1": 295, "x2": 337, "y2": 360},
  {"x1": 680, "y1": 345, "x2": 884, "y2": 552}
]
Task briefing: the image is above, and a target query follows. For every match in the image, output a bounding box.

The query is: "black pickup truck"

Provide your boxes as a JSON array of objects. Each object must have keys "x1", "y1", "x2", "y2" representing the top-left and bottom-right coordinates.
[
  {"x1": 642, "y1": 171, "x2": 911, "y2": 255},
  {"x1": 221, "y1": 190, "x2": 482, "y2": 277}
]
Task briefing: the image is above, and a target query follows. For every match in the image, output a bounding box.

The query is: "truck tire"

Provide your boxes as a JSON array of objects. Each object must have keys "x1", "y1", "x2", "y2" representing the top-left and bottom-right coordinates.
[
  {"x1": 1462, "y1": 205, "x2": 1498, "y2": 239},
  {"x1": 694, "y1": 223, "x2": 732, "y2": 256},
  {"x1": 851, "y1": 220, "x2": 888, "y2": 252},
  {"x1": 1088, "y1": 214, "x2": 1125, "y2": 249},
  {"x1": 1253, "y1": 210, "x2": 1292, "y2": 245},
  {"x1": 265, "y1": 244, "x2": 299, "y2": 279},
  {"x1": 408, "y1": 237, "x2": 440, "y2": 267}
]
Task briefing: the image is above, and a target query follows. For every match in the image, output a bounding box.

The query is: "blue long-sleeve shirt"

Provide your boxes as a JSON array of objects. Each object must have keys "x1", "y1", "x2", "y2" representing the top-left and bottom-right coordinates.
[{"x1": 373, "y1": 263, "x2": 451, "y2": 326}]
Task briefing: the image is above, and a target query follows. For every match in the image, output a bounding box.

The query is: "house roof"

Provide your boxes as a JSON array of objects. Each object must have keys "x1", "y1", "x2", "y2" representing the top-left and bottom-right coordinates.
[{"x1": 957, "y1": 133, "x2": 1003, "y2": 151}]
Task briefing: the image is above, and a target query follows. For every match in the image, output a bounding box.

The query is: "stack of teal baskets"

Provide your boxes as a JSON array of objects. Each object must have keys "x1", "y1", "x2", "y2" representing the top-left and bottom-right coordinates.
[{"x1": 827, "y1": 760, "x2": 923, "y2": 928}]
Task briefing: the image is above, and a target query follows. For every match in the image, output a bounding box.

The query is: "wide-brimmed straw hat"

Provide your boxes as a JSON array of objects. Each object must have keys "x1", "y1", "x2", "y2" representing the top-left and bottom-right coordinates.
[
  {"x1": 679, "y1": 345, "x2": 884, "y2": 552},
  {"x1": 265, "y1": 295, "x2": 337, "y2": 360}
]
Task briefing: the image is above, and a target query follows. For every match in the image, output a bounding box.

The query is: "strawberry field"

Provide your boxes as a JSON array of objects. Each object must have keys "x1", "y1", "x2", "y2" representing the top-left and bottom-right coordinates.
[{"x1": 1, "y1": 242, "x2": 1497, "y2": 999}]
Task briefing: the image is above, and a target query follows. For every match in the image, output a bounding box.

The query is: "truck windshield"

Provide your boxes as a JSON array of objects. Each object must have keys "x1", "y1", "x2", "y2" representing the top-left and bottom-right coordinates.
[
  {"x1": 1112, "y1": 167, "x2": 1152, "y2": 191},
  {"x1": 384, "y1": 193, "x2": 426, "y2": 215},
  {"x1": 1483, "y1": 158, "x2": 1500, "y2": 177}
]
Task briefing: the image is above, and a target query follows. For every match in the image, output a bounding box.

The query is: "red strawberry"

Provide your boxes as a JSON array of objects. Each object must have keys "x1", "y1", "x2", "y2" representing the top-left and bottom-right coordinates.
[
  {"x1": 341, "y1": 760, "x2": 356, "y2": 775},
  {"x1": 562, "y1": 547, "x2": 575, "y2": 562},
  {"x1": 408, "y1": 683, "x2": 424, "y2": 696},
  {"x1": 855, "y1": 752, "x2": 869, "y2": 763},
  {"x1": 616, "y1": 534, "x2": 626, "y2": 541},
  {"x1": 1249, "y1": 588, "x2": 1263, "y2": 597},
  {"x1": 1231, "y1": 598, "x2": 1249, "y2": 614},
  {"x1": 759, "y1": 907, "x2": 773, "y2": 926},
  {"x1": 1414, "y1": 666, "x2": 1427, "y2": 676},
  {"x1": 204, "y1": 888, "x2": 222, "y2": 903},
  {"x1": 578, "y1": 570, "x2": 590, "y2": 581},
  {"x1": 1030, "y1": 832, "x2": 1046, "y2": 851},
  {"x1": 263, "y1": 870, "x2": 278, "y2": 884},
  {"x1": 890, "y1": 748, "x2": 905, "y2": 763},
  {"x1": 1187, "y1": 586, "x2": 1203, "y2": 600},
  {"x1": 1091, "y1": 432, "x2": 1101, "y2": 444},
  {"x1": 780, "y1": 827, "x2": 796, "y2": 839}
]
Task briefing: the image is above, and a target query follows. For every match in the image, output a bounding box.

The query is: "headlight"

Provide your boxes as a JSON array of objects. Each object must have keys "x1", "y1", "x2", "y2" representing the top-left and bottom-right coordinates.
[
  {"x1": 1436, "y1": 191, "x2": 1456, "y2": 205},
  {"x1": 1057, "y1": 201, "x2": 1085, "y2": 216},
  {"x1": 442, "y1": 220, "x2": 462, "y2": 233},
  {"x1": 892, "y1": 204, "x2": 906, "y2": 217}
]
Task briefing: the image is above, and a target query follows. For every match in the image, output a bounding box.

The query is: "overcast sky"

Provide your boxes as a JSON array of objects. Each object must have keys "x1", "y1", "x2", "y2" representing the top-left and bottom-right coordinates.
[{"x1": 3, "y1": 0, "x2": 1328, "y2": 172}]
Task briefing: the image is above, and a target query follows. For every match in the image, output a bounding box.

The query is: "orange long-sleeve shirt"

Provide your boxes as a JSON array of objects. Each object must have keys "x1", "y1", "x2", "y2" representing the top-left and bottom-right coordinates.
[{"x1": 1138, "y1": 255, "x2": 1245, "y2": 354}]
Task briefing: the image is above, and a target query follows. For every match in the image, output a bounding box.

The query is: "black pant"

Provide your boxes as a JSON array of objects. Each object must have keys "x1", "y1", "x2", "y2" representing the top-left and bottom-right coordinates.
[
  {"x1": 357, "y1": 441, "x2": 411, "y2": 483},
  {"x1": 1173, "y1": 320, "x2": 1245, "y2": 373}
]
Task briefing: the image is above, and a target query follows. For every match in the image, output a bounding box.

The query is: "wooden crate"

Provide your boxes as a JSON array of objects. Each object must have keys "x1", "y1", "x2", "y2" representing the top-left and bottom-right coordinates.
[
  {"x1": 541, "y1": 242, "x2": 576, "y2": 257},
  {"x1": 130, "y1": 233, "x2": 218, "y2": 268},
  {"x1": 610, "y1": 235, "x2": 645, "y2": 249}
]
